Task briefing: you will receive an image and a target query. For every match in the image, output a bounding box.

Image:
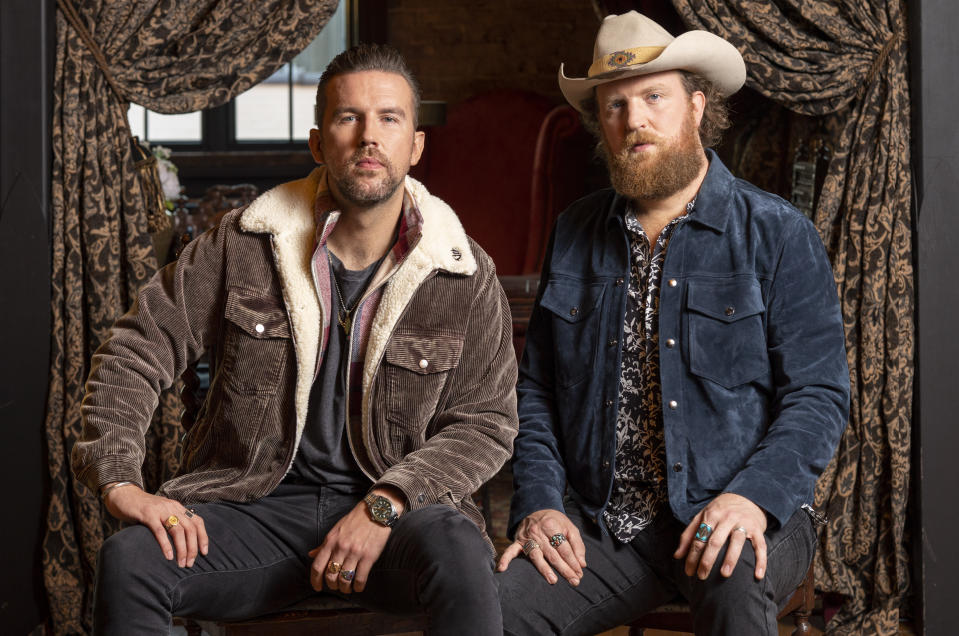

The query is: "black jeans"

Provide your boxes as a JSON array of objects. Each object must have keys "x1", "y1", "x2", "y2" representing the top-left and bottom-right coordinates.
[
  {"x1": 498, "y1": 504, "x2": 816, "y2": 636},
  {"x1": 93, "y1": 483, "x2": 500, "y2": 635}
]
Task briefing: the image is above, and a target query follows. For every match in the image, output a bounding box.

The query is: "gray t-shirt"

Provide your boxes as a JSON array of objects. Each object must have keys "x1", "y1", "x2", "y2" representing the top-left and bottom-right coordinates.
[{"x1": 285, "y1": 252, "x2": 379, "y2": 491}]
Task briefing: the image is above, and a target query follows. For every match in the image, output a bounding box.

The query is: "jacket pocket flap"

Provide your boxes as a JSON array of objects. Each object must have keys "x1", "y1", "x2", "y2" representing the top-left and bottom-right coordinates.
[
  {"x1": 540, "y1": 279, "x2": 605, "y2": 324},
  {"x1": 385, "y1": 331, "x2": 464, "y2": 374},
  {"x1": 225, "y1": 287, "x2": 291, "y2": 339},
  {"x1": 686, "y1": 279, "x2": 764, "y2": 323}
]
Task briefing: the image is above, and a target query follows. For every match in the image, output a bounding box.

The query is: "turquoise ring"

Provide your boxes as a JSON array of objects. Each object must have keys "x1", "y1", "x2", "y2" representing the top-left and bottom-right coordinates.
[{"x1": 695, "y1": 522, "x2": 713, "y2": 543}]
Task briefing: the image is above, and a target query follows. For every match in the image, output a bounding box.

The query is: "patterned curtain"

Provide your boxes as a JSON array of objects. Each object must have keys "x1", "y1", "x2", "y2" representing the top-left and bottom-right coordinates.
[
  {"x1": 44, "y1": 1, "x2": 338, "y2": 633},
  {"x1": 670, "y1": 1, "x2": 913, "y2": 634}
]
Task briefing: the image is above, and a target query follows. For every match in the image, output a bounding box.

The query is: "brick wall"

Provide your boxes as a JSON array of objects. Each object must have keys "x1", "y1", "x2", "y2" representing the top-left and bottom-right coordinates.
[{"x1": 387, "y1": 0, "x2": 599, "y2": 106}]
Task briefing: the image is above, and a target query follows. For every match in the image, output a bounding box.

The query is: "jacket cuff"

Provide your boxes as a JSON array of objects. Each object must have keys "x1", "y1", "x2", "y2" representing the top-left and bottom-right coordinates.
[
  {"x1": 74, "y1": 454, "x2": 144, "y2": 495},
  {"x1": 374, "y1": 468, "x2": 443, "y2": 513},
  {"x1": 722, "y1": 476, "x2": 796, "y2": 530}
]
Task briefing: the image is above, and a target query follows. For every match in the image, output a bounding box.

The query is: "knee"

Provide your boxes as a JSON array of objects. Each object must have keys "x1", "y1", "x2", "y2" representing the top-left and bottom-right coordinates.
[
  {"x1": 395, "y1": 505, "x2": 492, "y2": 582},
  {"x1": 97, "y1": 525, "x2": 163, "y2": 589}
]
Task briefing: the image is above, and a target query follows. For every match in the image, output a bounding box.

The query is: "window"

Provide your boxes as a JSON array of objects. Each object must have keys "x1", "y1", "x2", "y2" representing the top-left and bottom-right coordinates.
[{"x1": 128, "y1": 0, "x2": 349, "y2": 148}]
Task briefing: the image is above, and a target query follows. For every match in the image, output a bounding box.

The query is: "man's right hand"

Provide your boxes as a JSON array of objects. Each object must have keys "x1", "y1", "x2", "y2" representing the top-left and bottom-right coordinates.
[
  {"x1": 496, "y1": 509, "x2": 587, "y2": 586},
  {"x1": 102, "y1": 483, "x2": 209, "y2": 568}
]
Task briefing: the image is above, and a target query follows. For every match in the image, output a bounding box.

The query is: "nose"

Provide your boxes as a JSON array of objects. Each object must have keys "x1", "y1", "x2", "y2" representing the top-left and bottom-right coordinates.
[
  {"x1": 359, "y1": 119, "x2": 378, "y2": 147},
  {"x1": 625, "y1": 100, "x2": 648, "y2": 132}
]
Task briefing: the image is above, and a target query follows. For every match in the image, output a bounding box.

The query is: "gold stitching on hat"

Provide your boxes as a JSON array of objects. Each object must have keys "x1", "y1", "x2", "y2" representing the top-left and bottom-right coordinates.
[{"x1": 588, "y1": 46, "x2": 667, "y2": 77}]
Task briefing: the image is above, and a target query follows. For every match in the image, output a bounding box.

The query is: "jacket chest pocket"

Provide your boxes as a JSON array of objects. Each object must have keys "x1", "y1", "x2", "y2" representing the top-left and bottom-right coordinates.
[
  {"x1": 686, "y1": 279, "x2": 768, "y2": 388},
  {"x1": 539, "y1": 279, "x2": 606, "y2": 388},
  {"x1": 222, "y1": 286, "x2": 292, "y2": 394},
  {"x1": 383, "y1": 330, "x2": 464, "y2": 435}
]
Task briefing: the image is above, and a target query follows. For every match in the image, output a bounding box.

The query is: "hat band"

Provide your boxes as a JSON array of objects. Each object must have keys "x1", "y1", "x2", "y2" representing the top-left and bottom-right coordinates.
[{"x1": 588, "y1": 46, "x2": 667, "y2": 78}]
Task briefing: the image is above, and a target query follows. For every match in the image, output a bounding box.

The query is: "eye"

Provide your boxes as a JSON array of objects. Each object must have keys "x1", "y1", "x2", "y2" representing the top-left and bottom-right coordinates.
[
  {"x1": 647, "y1": 93, "x2": 662, "y2": 102},
  {"x1": 339, "y1": 114, "x2": 357, "y2": 123},
  {"x1": 382, "y1": 115, "x2": 399, "y2": 123}
]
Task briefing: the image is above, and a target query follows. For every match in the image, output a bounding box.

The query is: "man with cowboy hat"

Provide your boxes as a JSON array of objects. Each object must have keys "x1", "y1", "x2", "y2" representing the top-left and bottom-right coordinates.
[{"x1": 496, "y1": 11, "x2": 849, "y2": 634}]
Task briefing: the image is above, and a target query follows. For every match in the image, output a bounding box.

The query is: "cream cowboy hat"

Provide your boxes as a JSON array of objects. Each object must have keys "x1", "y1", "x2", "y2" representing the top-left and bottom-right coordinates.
[{"x1": 559, "y1": 11, "x2": 746, "y2": 113}]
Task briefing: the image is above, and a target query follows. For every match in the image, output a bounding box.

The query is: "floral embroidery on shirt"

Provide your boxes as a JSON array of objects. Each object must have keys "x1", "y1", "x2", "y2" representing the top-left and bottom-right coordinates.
[{"x1": 604, "y1": 202, "x2": 692, "y2": 542}]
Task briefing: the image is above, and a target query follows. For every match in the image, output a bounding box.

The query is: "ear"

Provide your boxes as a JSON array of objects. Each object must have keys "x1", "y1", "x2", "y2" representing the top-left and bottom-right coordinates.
[
  {"x1": 690, "y1": 91, "x2": 706, "y2": 129},
  {"x1": 308, "y1": 128, "x2": 324, "y2": 164},
  {"x1": 409, "y1": 130, "x2": 425, "y2": 167}
]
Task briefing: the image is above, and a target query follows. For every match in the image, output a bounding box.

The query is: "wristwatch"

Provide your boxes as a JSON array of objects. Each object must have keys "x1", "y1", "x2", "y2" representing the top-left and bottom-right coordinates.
[{"x1": 364, "y1": 493, "x2": 399, "y2": 527}]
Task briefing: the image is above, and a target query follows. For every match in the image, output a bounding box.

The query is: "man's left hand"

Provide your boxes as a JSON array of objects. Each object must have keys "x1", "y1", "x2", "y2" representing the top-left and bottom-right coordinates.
[
  {"x1": 307, "y1": 488, "x2": 403, "y2": 594},
  {"x1": 673, "y1": 493, "x2": 767, "y2": 580}
]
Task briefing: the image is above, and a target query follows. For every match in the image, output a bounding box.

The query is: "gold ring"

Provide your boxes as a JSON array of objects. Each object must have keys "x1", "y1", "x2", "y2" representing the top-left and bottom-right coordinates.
[
  {"x1": 327, "y1": 561, "x2": 342, "y2": 575},
  {"x1": 166, "y1": 515, "x2": 179, "y2": 529}
]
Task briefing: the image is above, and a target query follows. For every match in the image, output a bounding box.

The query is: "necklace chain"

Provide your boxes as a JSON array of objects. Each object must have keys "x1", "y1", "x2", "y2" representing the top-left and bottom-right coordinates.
[{"x1": 328, "y1": 252, "x2": 356, "y2": 336}]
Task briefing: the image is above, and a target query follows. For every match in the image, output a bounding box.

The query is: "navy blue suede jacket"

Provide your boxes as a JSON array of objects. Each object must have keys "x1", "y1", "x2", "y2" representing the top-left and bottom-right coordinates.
[{"x1": 508, "y1": 151, "x2": 849, "y2": 536}]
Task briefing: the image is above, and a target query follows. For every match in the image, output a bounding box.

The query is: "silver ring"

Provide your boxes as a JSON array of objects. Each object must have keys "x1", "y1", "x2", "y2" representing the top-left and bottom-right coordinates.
[
  {"x1": 734, "y1": 526, "x2": 747, "y2": 535},
  {"x1": 184, "y1": 508, "x2": 196, "y2": 519},
  {"x1": 340, "y1": 569, "x2": 355, "y2": 582},
  {"x1": 522, "y1": 539, "x2": 540, "y2": 556},
  {"x1": 549, "y1": 533, "x2": 566, "y2": 548}
]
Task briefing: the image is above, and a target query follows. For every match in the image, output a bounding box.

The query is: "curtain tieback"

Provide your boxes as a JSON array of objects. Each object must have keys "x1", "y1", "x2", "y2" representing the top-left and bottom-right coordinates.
[
  {"x1": 859, "y1": 30, "x2": 905, "y2": 99},
  {"x1": 55, "y1": 0, "x2": 127, "y2": 105}
]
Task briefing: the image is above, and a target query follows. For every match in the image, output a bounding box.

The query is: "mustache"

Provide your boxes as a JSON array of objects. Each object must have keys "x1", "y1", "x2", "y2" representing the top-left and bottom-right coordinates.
[{"x1": 350, "y1": 147, "x2": 391, "y2": 166}]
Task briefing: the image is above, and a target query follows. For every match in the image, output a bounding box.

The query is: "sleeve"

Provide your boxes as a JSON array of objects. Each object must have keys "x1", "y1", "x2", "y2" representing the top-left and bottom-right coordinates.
[
  {"x1": 723, "y1": 213, "x2": 851, "y2": 527},
  {"x1": 506, "y1": 230, "x2": 570, "y2": 538},
  {"x1": 71, "y1": 217, "x2": 233, "y2": 494},
  {"x1": 374, "y1": 255, "x2": 519, "y2": 511}
]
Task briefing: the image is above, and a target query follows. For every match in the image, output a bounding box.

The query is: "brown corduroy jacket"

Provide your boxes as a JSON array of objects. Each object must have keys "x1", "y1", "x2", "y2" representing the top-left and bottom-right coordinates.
[{"x1": 72, "y1": 169, "x2": 518, "y2": 538}]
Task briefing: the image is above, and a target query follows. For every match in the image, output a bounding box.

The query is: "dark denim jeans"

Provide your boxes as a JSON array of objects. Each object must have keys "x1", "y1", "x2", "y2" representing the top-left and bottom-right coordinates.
[
  {"x1": 498, "y1": 503, "x2": 816, "y2": 636},
  {"x1": 93, "y1": 483, "x2": 500, "y2": 635}
]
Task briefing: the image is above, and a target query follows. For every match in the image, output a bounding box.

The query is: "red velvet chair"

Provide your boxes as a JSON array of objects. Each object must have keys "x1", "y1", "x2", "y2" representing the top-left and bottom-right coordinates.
[{"x1": 411, "y1": 89, "x2": 593, "y2": 276}]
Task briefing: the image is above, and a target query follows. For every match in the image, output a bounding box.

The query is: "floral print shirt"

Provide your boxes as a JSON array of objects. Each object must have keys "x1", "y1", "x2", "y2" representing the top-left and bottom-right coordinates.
[{"x1": 603, "y1": 201, "x2": 693, "y2": 543}]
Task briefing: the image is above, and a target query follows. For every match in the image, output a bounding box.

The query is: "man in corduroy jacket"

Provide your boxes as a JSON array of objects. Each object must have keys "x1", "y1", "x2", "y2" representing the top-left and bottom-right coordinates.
[{"x1": 73, "y1": 44, "x2": 517, "y2": 635}]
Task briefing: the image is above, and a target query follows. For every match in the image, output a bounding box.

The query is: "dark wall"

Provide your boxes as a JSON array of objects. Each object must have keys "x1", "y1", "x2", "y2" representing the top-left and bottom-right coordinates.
[
  {"x1": 0, "y1": 0, "x2": 53, "y2": 633},
  {"x1": 913, "y1": 1, "x2": 959, "y2": 634}
]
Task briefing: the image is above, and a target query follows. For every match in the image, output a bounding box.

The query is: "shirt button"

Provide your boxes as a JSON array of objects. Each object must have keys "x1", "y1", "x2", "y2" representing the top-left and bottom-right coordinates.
[
  {"x1": 569, "y1": 307, "x2": 578, "y2": 316},
  {"x1": 673, "y1": 462, "x2": 683, "y2": 472},
  {"x1": 668, "y1": 400, "x2": 678, "y2": 409},
  {"x1": 615, "y1": 277, "x2": 624, "y2": 286},
  {"x1": 665, "y1": 338, "x2": 675, "y2": 348},
  {"x1": 417, "y1": 493, "x2": 425, "y2": 503},
  {"x1": 418, "y1": 359, "x2": 429, "y2": 369},
  {"x1": 725, "y1": 306, "x2": 736, "y2": 316},
  {"x1": 668, "y1": 278, "x2": 678, "y2": 287},
  {"x1": 608, "y1": 338, "x2": 618, "y2": 347},
  {"x1": 255, "y1": 323, "x2": 265, "y2": 333}
]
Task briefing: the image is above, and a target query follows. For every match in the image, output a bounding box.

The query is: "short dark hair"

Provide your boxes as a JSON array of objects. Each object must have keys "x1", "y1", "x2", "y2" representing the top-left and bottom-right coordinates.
[
  {"x1": 579, "y1": 70, "x2": 730, "y2": 148},
  {"x1": 314, "y1": 43, "x2": 422, "y2": 128}
]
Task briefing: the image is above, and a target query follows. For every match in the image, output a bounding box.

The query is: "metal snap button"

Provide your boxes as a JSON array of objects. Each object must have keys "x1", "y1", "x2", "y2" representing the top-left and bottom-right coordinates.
[
  {"x1": 615, "y1": 277, "x2": 624, "y2": 286},
  {"x1": 569, "y1": 307, "x2": 578, "y2": 316},
  {"x1": 255, "y1": 323, "x2": 265, "y2": 333},
  {"x1": 605, "y1": 399, "x2": 614, "y2": 407},
  {"x1": 418, "y1": 359, "x2": 429, "y2": 369},
  {"x1": 665, "y1": 338, "x2": 676, "y2": 348},
  {"x1": 668, "y1": 400, "x2": 678, "y2": 409},
  {"x1": 725, "y1": 306, "x2": 735, "y2": 316},
  {"x1": 608, "y1": 338, "x2": 618, "y2": 347},
  {"x1": 673, "y1": 462, "x2": 683, "y2": 472},
  {"x1": 668, "y1": 279, "x2": 677, "y2": 287}
]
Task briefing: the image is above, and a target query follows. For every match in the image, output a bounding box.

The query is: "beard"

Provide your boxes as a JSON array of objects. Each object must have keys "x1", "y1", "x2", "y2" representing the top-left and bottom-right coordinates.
[
  {"x1": 327, "y1": 147, "x2": 404, "y2": 208},
  {"x1": 599, "y1": 110, "x2": 705, "y2": 201}
]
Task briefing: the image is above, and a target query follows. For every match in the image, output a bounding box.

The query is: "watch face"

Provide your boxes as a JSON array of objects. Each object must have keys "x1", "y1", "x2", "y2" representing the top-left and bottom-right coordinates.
[{"x1": 370, "y1": 496, "x2": 394, "y2": 522}]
